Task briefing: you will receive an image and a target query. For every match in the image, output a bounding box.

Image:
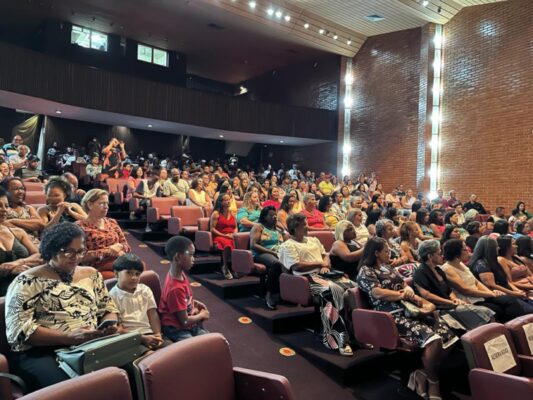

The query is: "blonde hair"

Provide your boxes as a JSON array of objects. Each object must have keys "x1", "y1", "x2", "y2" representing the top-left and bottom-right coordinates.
[
  {"x1": 242, "y1": 191, "x2": 261, "y2": 211},
  {"x1": 81, "y1": 189, "x2": 108, "y2": 212},
  {"x1": 334, "y1": 220, "x2": 356, "y2": 241}
]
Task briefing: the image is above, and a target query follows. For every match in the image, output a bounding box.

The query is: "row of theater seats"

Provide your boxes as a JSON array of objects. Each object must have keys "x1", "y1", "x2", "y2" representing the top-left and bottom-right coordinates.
[{"x1": 5, "y1": 334, "x2": 295, "y2": 400}]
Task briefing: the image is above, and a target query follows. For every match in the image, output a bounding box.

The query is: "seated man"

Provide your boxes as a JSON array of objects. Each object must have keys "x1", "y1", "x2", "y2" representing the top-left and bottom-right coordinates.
[
  {"x1": 17, "y1": 155, "x2": 45, "y2": 182},
  {"x1": 446, "y1": 190, "x2": 462, "y2": 208},
  {"x1": 463, "y1": 194, "x2": 487, "y2": 215}
]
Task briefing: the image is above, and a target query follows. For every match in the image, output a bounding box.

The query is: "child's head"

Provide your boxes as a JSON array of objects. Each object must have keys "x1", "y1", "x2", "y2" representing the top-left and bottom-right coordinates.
[
  {"x1": 113, "y1": 253, "x2": 144, "y2": 292},
  {"x1": 165, "y1": 236, "x2": 195, "y2": 271}
]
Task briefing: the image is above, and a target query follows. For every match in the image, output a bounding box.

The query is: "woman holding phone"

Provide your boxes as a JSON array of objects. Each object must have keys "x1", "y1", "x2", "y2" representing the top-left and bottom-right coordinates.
[{"x1": 5, "y1": 222, "x2": 119, "y2": 392}]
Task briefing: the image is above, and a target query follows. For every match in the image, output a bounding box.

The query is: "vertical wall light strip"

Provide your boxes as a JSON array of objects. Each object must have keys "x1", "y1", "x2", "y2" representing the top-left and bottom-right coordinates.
[
  {"x1": 341, "y1": 59, "x2": 353, "y2": 178},
  {"x1": 429, "y1": 24, "x2": 443, "y2": 197}
]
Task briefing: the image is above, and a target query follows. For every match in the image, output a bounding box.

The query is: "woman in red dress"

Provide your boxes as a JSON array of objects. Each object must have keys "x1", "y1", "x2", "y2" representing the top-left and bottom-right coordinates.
[{"x1": 211, "y1": 193, "x2": 237, "y2": 279}]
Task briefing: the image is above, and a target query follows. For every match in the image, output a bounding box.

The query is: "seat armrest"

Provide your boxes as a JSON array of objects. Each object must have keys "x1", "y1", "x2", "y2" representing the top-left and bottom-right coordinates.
[
  {"x1": 167, "y1": 217, "x2": 182, "y2": 235},
  {"x1": 234, "y1": 367, "x2": 295, "y2": 400},
  {"x1": 197, "y1": 217, "x2": 210, "y2": 232},
  {"x1": 147, "y1": 207, "x2": 159, "y2": 224},
  {"x1": 129, "y1": 198, "x2": 139, "y2": 212},
  {"x1": 195, "y1": 231, "x2": 213, "y2": 253},
  {"x1": 518, "y1": 355, "x2": 533, "y2": 378},
  {"x1": 279, "y1": 273, "x2": 311, "y2": 306},
  {"x1": 0, "y1": 353, "x2": 14, "y2": 400},
  {"x1": 469, "y1": 368, "x2": 533, "y2": 400},
  {"x1": 231, "y1": 250, "x2": 254, "y2": 275},
  {"x1": 352, "y1": 309, "x2": 400, "y2": 350}
]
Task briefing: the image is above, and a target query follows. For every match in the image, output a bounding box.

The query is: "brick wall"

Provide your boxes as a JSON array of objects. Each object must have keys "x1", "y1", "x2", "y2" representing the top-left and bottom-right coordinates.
[
  {"x1": 348, "y1": 28, "x2": 422, "y2": 192},
  {"x1": 440, "y1": 0, "x2": 533, "y2": 212}
]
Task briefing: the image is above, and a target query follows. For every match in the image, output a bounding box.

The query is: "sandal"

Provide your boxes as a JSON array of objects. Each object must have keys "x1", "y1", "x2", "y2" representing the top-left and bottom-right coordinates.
[
  {"x1": 339, "y1": 344, "x2": 353, "y2": 357},
  {"x1": 427, "y1": 378, "x2": 442, "y2": 400},
  {"x1": 222, "y1": 265, "x2": 233, "y2": 280},
  {"x1": 407, "y1": 369, "x2": 428, "y2": 399}
]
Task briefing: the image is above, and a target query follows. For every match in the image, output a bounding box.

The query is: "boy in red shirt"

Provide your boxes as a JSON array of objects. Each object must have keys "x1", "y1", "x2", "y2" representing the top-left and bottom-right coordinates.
[{"x1": 159, "y1": 236, "x2": 210, "y2": 341}]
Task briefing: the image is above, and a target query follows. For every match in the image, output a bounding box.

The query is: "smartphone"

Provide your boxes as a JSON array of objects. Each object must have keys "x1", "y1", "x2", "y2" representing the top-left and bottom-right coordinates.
[{"x1": 97, "y1": 319, "x2": 118, "y2": 330}]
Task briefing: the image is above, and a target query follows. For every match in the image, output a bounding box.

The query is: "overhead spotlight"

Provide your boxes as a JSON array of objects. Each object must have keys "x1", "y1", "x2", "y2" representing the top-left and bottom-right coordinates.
[
  {"x1": 267, "y1": 8, "x2": 274, "y2": 16},
  {"x1": 422, "y1": 0, "x2": 429, "y2": 6},
  {"x1": 347, "y1": 39, "x2": 352, "y2": 45},
  {"x1": 147, "y1": 124, "x2": 153, "y2": 128},
  {"x1": 55, "y1": 110, "x2": 62, "y2": 114},
  {"x1": 275, "y1": 10, "x2": 282, "y2": 19},
  {"x1": 248, "y1": 1, "x2": 256, "y2": 9},
  {"x1": 319, "y1": 28, "x2": 324, "y2": 34},
  {"x1": 284, "y1": 15, "x2": 291, "y2": 22},
  {"x1": 239, "y1": 85, "x2": 248, "y2": 95},
  {"x1": 219, "y1": 135, "x2": 224, "y2": 138},
  {"x1": 333, "y1": 34, "x2": 338, "y2": 40},
  {"x1": 279, "y1": 140, "x2": 284, "y2": 143},
  {"x1": 304, "y1": 23, "x2": 309, "y2": 29}
]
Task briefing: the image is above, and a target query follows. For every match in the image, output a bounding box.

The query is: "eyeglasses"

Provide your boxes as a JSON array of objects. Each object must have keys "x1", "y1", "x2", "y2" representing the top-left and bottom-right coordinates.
[{"x1": 59, "y1": 248, "x2": 87, "y2": 258}]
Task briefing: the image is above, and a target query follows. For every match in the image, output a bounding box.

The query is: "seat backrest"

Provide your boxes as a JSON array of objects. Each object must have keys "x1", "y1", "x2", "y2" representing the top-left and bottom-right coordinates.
[
  {"x1": 106, "y1": 178, "x2": 120, "y2": 194},
  {"x1": 105, "y1": 270, "x2": 162, "y2": 306},
  {"x1": 203, "y1": 206, "x2": 213, "y2": 218},
  {"x1": 233, "y1": 232, "x2": 250, "y2": 250},
  {"x1": 151, "y1": 198, "x2": 180, "y2": 216},
  {"x1": 461, "y1": 323, "x2": 522, "y2": 376},
  {"x1": 20, "y1": 367, "x2": 132, "y2": 400},
  {"x1": 308, "y1": 231, "x2": 335, "y2": 252},
  {"x1": 171, "y1": 206, "x2": 204, "y2": 226},
  {"x1": 24, "y1": 191, "x2": 46, "y2": 205},
  {"x1": 350, "y1": 287, "x2": 370, "y2": 310},
  {"x1": 138, "y1": 333, "x2": 235, "y2": 400},
  {"x1": 0, "y1": 298, "x2": 9, "y2": 356},
  {"x1": 23, "y1": 182, "x2": 44, "y2": 192},
  {"x1": 505, "y1": 315, "x2": 533, "y2": 357}
]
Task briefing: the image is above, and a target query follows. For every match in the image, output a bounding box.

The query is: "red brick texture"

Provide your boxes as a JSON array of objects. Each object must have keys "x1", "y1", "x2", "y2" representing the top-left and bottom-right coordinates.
[
  {"x1": 440, "y1": 0, "x2": 533, "y2": 212},
  {"x1": 348, "y1": 28, "x2": 422, "y2": 192}
]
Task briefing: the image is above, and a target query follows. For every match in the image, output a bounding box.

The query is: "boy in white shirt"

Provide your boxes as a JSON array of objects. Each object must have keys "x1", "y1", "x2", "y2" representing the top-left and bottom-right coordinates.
[{"x1": 109, "y1": 254, "x2": 164, "y2": 350}]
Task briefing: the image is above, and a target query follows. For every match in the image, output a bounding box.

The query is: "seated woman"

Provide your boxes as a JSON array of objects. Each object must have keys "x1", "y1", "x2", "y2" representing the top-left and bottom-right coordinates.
[
  {"x1": 277, "y1": 194, "x2": 296, "y2": 231},
  {"x1": 516, "y1": 235, "x2": 533, "y2": 274},
  {"x1": 38, "y1": 176, "x2": 87, "y2": 228},
  {"x1": 236, "y1": 191, "x2": 262, "y2": 232},
  {"x1": 513, "y1": 220, "x2": 531, "y2": 239},
  {"x1": 376, "y1": 219, "x2": 418, "y2": 277},
  {"x1": 309, "y1": 182, "x2": 322, "y2": 200},
  {"x1": 5, "y1": 222, "x2": 118, "y2": 392},
  {"x1": 231, "y1": 176, "x2": 243, "y2": 201},
  {"x1": 133, "y1": 172, "x2": 161, "y2": 219},
  {"x1": 512, "y1": 201, "x2": 532, "y2": 220},
  {"x1": 0, "y1": 188, "x2": 41, "y2": 295},
  {"x1": 497, "y1": 235, "x2": 533, "y2": 292},
  {"x1": 346, "y1": 208, "x2": 370, "y2": 245},
  {"x1": 440, "y1": 225, "x2": 462, "y2": 247},
  {"x1": 340, "y1": 186, "x2": 352, "y2": 213},
  {"x1": 329, "y1": 220, "x2": 363, "y2": 279},
  {"x1": 442, "y1": 239, "x2": 526, "y2": 322},
  {"x1": 301, "y1": 193, "x2": 327, "y2": 230},
  {"x1": 416, "y1": 209, "x2": 435, "y2": 240},
  {"x1": 399, "y1": 221, "x2": 421, "y2": 276},
  {"x1": 287, "y1": 189, "x2": 303, "y2": 213},
  {"x1": 211, "y1": 193, "x2": 237, "y2": 280},
  {"x1": 428, "y1": 210, "x2": 445, "y2": 238},
  {"x1": 357, "y1": 237, "x2": 458, "y2": 400},
  {"x1": 217, "y1": 185, "x2": 238, "y2": 215},
  {"x1": 250, "y1": 206, "x2": 285, "y2": 310},
  {"x1": 188, "y1": 177, "x2": 212, "y2": 210},
  {"x1": 318, "y1": 195, "x2": 338, "y2": 230},
  {"x1": 1, "y1": 177, "x2": 45, "y2": 245},
  {"x1": 465, "y1": 221, "x2": 482, "y2": 251},
  {"x1": 469, "y1": 236, "x2": 533, "y2": 314},
  {"x1": 77, "y1": 189, "x2": 132, "y2": 280},
  {"x1": 278, "y1": 214, "x2": 355, "y2": 356},
  {"x1": 365, "y1": 208, "x2": 383, "y2": 237},
  {"x1": 126, "y1": 166, "x2": 144, "y2": 204},
  {"x1": 493, "y1": 219, "x2": 510, "y2": 235},
  {"x1": 262, "y1": 186, "x2": 281, "y2": 210},
  {"x1": 331, "y1": 191, "x2": 347, "y2": 221},
  {"x1": 413, "y1": 240, "x2": 494, "y2": 330}
]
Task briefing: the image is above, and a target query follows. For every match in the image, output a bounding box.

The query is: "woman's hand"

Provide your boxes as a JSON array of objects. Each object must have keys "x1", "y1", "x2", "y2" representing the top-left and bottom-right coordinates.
[
  {"x1": 108, "y1": 243, "x2": 124, "y2": 257},
  {"x1": 492, "y1": 290, "x2": 505, "y2": 297},
  {"x1": 67, "y1": 327, "x2": 104, "y2": 345}
]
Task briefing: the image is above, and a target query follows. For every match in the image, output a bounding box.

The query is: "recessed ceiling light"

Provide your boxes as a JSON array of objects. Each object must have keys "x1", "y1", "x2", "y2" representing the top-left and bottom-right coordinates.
[
  {"x1": 365, "y1": 14, "x2": 385, "y2": 22},
  {"x1": 249, "y1": 1, "x2": 256, "y2": 9},
  {"x1": 219, "y1": 135, "x2": 224, "y2": 138},
  {"x1": 279, "y1": 140, "x2": 284, "y2": 143},
  {"x1": 319, "y1": 29, "x2": 324, "y2": 35},
  {"x1": 284, "y1": 15, "x2": 291, "y2": 22},
  {"x1": 422, "y1": 0, "x2": 429, "y2": 6},
  {"x1": 55, "y1": 110, "x2": 62, "y2": 114},
  {"x1": 275, "y1": 10, "x2": 282, "y2": 19},
  {"x1": 347, "y1": 39, "x2": 352, "y2": 45},
  {"x1": 267, "y1": 8, "x2": 274, "y2": 16},
  {"x1": 333, "y1": 34, "x2": 338, "y2": 40},
  {"x1": 147, "y1": 124, "x2": 153, "y2": 128},
  {"x1": 304, "y1": 23, "x2": 309, "y2": 29}
]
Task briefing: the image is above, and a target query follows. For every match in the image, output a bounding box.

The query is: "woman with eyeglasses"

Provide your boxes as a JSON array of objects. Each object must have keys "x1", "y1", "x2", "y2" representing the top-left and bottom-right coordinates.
[
  {"x1": 77, "y1": 189, "x2": 132, "y2": 279},
  {"x1": 0, "y1": 187, "x2": 41, "y2": 295},
  {"x1": 5, "y1": 222, "x2": 119, "y2": 392}
]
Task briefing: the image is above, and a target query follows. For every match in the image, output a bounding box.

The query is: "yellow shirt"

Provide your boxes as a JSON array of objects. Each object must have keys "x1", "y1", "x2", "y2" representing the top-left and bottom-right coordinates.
[{"x1": 319, "y1": 181, "x2": 335, "y2": 196}]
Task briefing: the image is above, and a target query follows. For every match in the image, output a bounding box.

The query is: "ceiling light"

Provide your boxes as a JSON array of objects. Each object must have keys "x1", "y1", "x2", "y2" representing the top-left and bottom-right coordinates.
[
  {"x1": 147, "y1": 124, "x2": 153, "y2": 128},
  {"x1": 249, "y1": 1, "x2": 256, "y2": 9},
  {"x1": 279, "y1": 140, "x2": 284, "y2": 143},
  {"x1": 239, "y1": 86, "x2": 248, "y2": 95},
  {"x1": 267, "y1": 8, "x2": 274, "y2": 16},
  {"x1": 219, "y1": 135, "x2": 224, "y2": 138},
  {"x1": 304, "y1": 23, "x2": 309, "y2": 29},
  {"x1": 275, "y1": 10, "x2": 282, "y2": 19},
  {"x1": 365, "y1": 14, "x2": 385, "y2": 22},
  {"x1": 422, "y1": 0, "x2": 429, "y2": 6},
  {"x1": 333, "y1": 34, "x2": 338, "y2": 40},
  {"x1": 319, "y1": 29, "x2": 324, "y2": 35},
  {"x1": 55, "y1": 110, "x2": 62, "y2": 114},
  {"x1": 344, "y1": 96, "x2": 353, "y2": 109},
  {"x1": 347, "y1": 39, "x2": 352, "y2": 45},
  {"x1": 284, "y1": 15, "x2": 291, "y2": 22}
]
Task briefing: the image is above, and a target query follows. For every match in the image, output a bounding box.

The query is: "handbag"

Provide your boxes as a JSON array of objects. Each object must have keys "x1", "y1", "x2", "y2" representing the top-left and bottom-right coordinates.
[
  {"x1": 55, "y1": 332, "x2": 142, "y2": 378},
  {"x1": 401, "y1": 300, "x2": 434, "y2": 319},
  {"x1": 319, "y1": 269, "x2": 345, "y2": 280}
]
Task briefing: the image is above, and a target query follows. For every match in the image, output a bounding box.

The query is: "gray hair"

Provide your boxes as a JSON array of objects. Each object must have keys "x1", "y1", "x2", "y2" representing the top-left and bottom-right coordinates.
[
  {"x1": 375, "y1": 219, "x2": 393, "y2": 238},
  {"x1": 303, "y1": 193, "x2": 316, "y2": 204},
  {"x1": 334, "y1": 220, "x2": 356, "y2": 241},
  {"x1": 418, "y1": 239, "x2": 441, "y2": 262}
]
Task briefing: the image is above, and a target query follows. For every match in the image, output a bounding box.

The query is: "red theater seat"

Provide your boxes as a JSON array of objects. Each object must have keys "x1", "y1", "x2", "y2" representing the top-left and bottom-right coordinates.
[
  {"x1": 231, "y1": 232, "x2": 266, "y2": 276},
  {"x1": 107, "y1": 178, "x2": 129, "y2": 204},
  {"x1": 24, "y1": 191, "x2": 46, "y2": 207},
  {"x1": 168, "y1": 206, "x2": 203, "y2": 236},
  {"x1": 23, "y1": 182, "x2": 44, "y2": 192},
  {"x1": 505, "y1": 315, "x2": 533, "y2": 357},
  {"x1": 147, "y1": 198, "x2": 181, "y2": 224},
  {"x1": 308, "y1": 230, "x2": 335, "y2": 252}
]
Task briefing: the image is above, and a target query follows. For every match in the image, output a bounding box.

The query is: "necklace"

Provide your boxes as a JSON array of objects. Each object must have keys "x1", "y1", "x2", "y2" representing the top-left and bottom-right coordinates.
[{"x1": 47, "y1": 263, "x2": 74, "y2": 284}]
